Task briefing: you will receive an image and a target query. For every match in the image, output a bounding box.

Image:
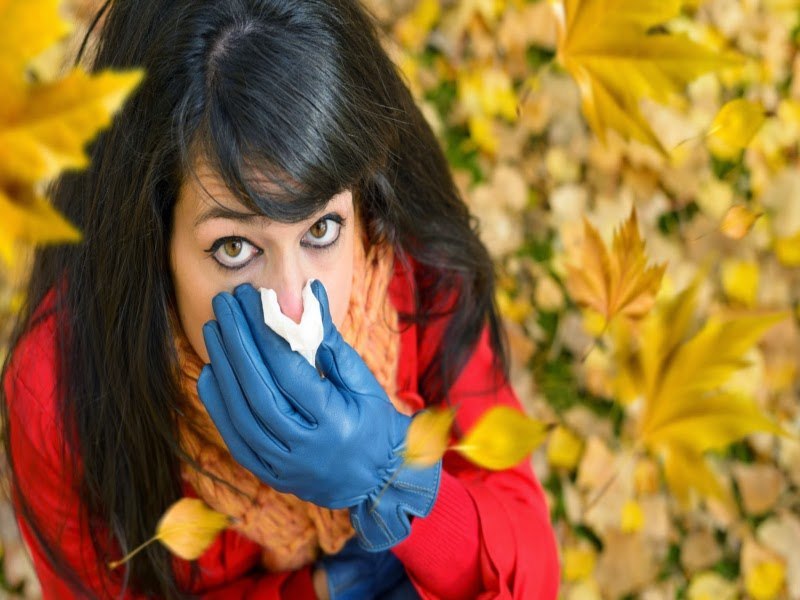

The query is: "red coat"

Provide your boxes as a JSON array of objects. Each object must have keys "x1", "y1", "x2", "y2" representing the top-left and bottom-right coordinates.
[{"x1": 4, "y1": 261, "x2": 559, "y2": 599}]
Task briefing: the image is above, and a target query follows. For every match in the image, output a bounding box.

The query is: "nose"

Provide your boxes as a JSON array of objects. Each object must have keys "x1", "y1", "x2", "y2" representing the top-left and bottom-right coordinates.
[{"x1": 270, "y1": 261, "x2": 305, "y2": 324}]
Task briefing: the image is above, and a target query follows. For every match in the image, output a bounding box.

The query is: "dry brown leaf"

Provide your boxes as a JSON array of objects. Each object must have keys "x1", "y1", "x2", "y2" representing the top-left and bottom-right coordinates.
[{"x1": 565, "y1": 208, "x2": 667, "y2": 328}]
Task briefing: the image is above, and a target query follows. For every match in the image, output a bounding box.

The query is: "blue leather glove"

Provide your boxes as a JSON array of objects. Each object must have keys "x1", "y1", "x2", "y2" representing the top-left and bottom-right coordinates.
[
  {"x1": 318, "y1": 537, "x2": 418, "y2": 600},
  {"x1": 197, "y1": 280, "x2": 441, "y2": 549}
]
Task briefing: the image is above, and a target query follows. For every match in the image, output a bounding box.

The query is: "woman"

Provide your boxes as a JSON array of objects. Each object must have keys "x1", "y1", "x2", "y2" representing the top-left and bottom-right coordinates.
[{"x1": 1, "y1": 0, "x2": 559, "y2": 598}]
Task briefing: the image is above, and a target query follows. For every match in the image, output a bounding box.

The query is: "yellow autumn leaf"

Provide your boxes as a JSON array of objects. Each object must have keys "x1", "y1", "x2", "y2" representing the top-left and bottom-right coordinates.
[
  {"x1": 721, "y1": 259, "x2": 759, "y2": 307},
  {"x1": 547, "y1": 424, "x2": 584, "y2": 470},
  {"x1": 0, "y1": 0, "x2": 144, "y2": 265},
  {"x1": 562, "y1": 546, "x2": 597, "y2": 581},
  {"x1": 707, "y1": 98, "x2": 768, "y2": 159},
  {"x1": 156, "y1": 498, "x2": 230, "y2": 561},
  {"x1": 454, "y1": 406, "x2": 550, "y2": 470},
  {"x1": 745, "y1": 560, "x2": 786, "y2": 600},
  {"x1": 687, "y1": 572, "x2": 738, "y2": 600},
  {"x1": 720, "y1": 205, "x2": 763, "y2": 240},
  {"x1": 0, "y1": 0, "x2": 72, "y2": 120},
  {"x1": 394, "y1": 0, "x2": 440, "y2": 51},
  {"x1": 109, "y1": 498, "x2": 230, "y2": 569},
  {"x1": 620, "y1": 498, "x2": 644, "y2": 532},
  {"x1": 553, "y1": 0, "x2": 741, "y2": 149},
  {"x1": 565, "y1": 208, "x2": 667, "y2": 328},
  {"x1": 0, "y1": 68, "x2": 145, "y2": 185},
  {"x1": 629, "y1": 275, "x2": 789, "y2": 504},
  {"x1": 774, "y1": 230, "x2": 800, "y2": 266},
  {"x1": 0, "y1": 188, "x2": 81, "y2": 265},
  {"x1": 404, "y1": 407, "x2": 456, "y2": 467}
]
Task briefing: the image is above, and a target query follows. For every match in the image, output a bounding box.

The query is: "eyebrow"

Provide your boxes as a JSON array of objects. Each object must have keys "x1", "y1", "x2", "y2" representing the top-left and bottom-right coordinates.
[{"x1": 193, "y1": 206, "x2": 263, "y2": 229}]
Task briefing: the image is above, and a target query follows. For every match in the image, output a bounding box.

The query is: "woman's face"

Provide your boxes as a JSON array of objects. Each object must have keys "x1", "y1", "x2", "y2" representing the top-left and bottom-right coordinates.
[{"x1": 169, "y1": 165, "x2": 355, "y2": 363}]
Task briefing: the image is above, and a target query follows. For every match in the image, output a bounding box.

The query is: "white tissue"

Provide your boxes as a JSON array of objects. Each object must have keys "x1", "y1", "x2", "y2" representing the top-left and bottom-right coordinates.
[{"x1": 259, "y1": 281, "x2": 323, "y2": 365}]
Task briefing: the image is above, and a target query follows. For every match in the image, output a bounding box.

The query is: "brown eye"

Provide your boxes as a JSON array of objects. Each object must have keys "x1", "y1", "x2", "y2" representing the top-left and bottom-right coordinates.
[
  {"x1": 210, "y1": 237, "x2": 260, "y2": 269},
  {"x1": 309, "y1": 220, "x2": 328, "y2": 239},
  {"x1": 223, "y1": 239, "x2": 243, "y2": 257},
  {"x1": 302, "y1": 217, "x2": 342, "y2": 248}
]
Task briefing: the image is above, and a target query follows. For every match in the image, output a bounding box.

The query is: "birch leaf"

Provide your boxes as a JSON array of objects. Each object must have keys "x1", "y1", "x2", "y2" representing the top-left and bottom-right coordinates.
[
  {"x1": 109, "y1": 498, "x2": 230, "y2": 570},
  {"x1": 566, "y1": 208, "x2": 667, "y2": 327},
  {"x1": 553, "y1": 0, "x2": 741, "y2": 149},
  {"x1": 454, "y1": 406, "x2": 550, "y2": 470},
  {"x1": 707, "y1": 99, "x2": 768, "y2": 158},
  {"x1": 720, "y1": 205, "x2": 763, "y2": 240},
  {"x1": 404, "y1": 407, "x2": 456, "y2": 467},
  {"x1": 155, "y1": 498, "x2": 230, "y2": 561}
]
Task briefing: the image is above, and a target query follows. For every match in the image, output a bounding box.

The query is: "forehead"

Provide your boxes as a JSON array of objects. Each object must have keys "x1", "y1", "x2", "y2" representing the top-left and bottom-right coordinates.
[{"x1": 177, "y1": 165, "x2": 353, "y2": 232}]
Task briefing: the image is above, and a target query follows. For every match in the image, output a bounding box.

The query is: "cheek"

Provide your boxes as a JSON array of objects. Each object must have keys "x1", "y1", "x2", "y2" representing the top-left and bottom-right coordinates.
[{"x1": 170, "y1": 242, "x2": 217, "y2": 364}]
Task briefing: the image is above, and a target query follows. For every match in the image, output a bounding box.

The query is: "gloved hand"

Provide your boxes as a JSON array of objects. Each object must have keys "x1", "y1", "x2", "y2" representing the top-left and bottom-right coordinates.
[
  {"x1": 197, "y1": 280, "x2": 441, "y2": 549},
  {"x1": 318, "y1": 537, "x2": 418, "y2": 600}
]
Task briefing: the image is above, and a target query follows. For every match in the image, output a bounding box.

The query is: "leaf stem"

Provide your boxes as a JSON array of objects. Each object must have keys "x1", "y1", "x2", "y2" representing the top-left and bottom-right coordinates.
[{"x1": 108, "y1": 534, "x2": 160, "y2": 571}]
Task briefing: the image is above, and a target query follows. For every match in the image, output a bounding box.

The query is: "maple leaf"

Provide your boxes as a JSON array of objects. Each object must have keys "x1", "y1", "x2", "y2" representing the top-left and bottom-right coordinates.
[
  {"x1": 565, "y1": 207, "x2": 667, "y2": 328},
  {"x1": 552, "y1": 0, "x2": 741, "y2": 149},
  {"x1": 0, "y1": 0, "x2": 143, "y2": 265},
  {"x1": 618, "y1": 276, "x2": 789, "y2": 505}
]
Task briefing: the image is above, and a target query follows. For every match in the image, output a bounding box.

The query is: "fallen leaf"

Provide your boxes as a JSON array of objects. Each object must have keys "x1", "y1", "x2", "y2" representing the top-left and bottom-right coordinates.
[
  {"x1": 721, "y1": 259, "x2": 759, "y2": 307},
  {"x1": 454, "y1": 406, "x2": 550, "y2": 470},
  {"x1": 547, "y1": 424, "x2": 584, "y2": 470},
  {"x1": 687, "y1": 571, "x2": 737, "y2": 600},
  {"x1": 774, "y1": 230, "x2": 800, "y2": 266},
  {"x1": 745, "y1": 560, "x2": 786, "y2": 600},
  {"x1": 720, "y1": 205, "x2": 763, "y2": 240},
  {"x1": 594, "y1": 530, "x2": 658, "y2": 598},
  {"x1": 732, "y1": 463, "x2": 784, "y2": 515},
  {"x1": 681, "y1": 530, "x2": 723, "y2": 574},
  {"x1": 404, "y1": 407, "x2": 456, "y2": 467},
  {"x1": 620, "y1": 499, "x2": 644, "y2": 533},
  {"x1": 563, "y1": 545, "x2": 597, "y2": 581},
  {"x1": 707, "y1": 98, "x2": 768, "y2": 158}
]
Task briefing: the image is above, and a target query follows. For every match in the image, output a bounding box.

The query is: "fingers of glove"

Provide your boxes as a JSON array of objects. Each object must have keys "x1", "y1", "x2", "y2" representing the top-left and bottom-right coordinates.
[
  {"x1": 309, "y1": 280, "x2": 383, "y2": 397},
  {"x1": 203, "y1": 319, "x2": 293, "y2": 453},
  {"x1": 211, "y1": 291, "x2": 314, "y2": 427},
  {"x1": 196, "y1": 364, "x2": 279, "y2": 481},
  {"x1": 315, "y1": 336, "x2": 387, "y2": 406},
  {"x1": 232, "y1": 283, "x2": 332, "y2": 418},
  {"x1": 310, "y1": 279, "x2": 338, "y2": 343}
]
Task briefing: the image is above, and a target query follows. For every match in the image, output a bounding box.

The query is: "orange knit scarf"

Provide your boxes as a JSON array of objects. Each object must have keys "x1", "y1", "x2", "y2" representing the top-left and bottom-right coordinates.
[{"x1": 171, "y1": 239, "x2": 410, "y2": 572}]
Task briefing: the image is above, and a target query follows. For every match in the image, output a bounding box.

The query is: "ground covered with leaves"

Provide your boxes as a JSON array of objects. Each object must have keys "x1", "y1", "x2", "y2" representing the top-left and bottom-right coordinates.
[{"x1": 1, "y1": 1, "x2": 799, "y2": 599}]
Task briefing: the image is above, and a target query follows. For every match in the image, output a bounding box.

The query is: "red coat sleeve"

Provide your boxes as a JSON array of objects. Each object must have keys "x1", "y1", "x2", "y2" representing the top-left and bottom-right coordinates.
[
  {"x1": 4, "y1": 303, "x2": 316, "y2": 599},
  {"x1": 391, "y1": 321, "x2": 560, "y2": 600}
]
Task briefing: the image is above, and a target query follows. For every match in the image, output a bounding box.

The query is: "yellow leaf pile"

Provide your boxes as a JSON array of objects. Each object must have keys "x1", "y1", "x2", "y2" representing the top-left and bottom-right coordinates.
[
  {"x1": 554, "y1": 0, "x2": 741, "y2": 149},
  {"x1": 0, "y1": 0, "x2": 143, "y2": 264}
]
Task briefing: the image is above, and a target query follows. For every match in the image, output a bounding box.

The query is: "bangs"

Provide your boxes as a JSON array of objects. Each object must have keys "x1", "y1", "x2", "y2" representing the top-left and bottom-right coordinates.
[{"x1": 178, "y1": 14, "x2": 395, "y2": 223}]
